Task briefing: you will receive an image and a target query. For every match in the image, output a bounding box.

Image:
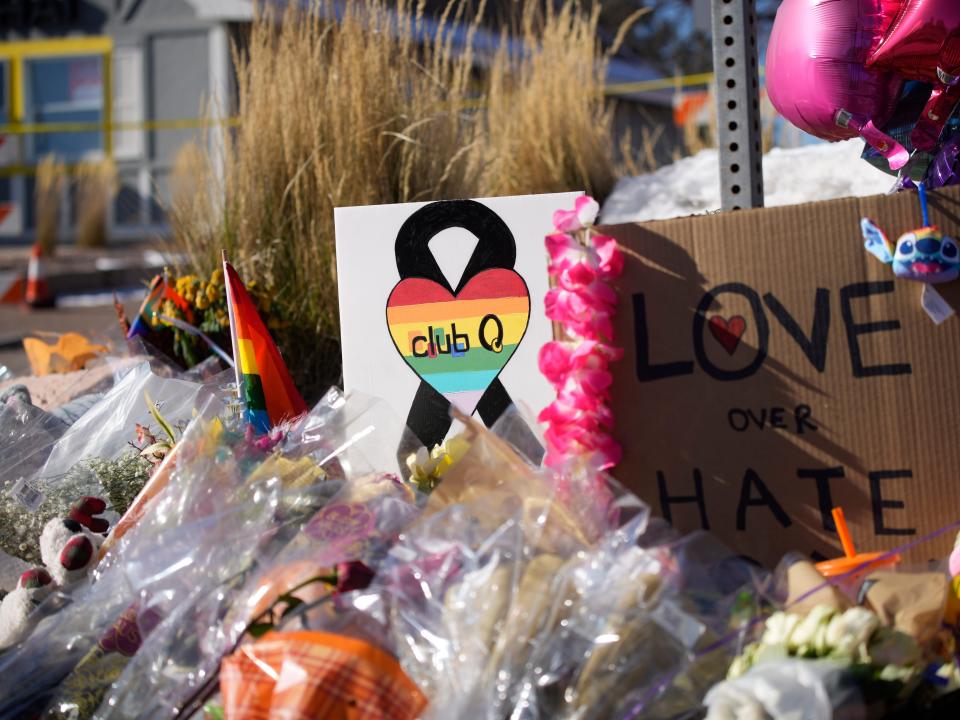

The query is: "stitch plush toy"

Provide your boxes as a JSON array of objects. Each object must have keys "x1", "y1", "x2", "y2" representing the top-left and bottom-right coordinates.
[
  {"x1": 862, "y1": 219, "x2": 960, "y2": 283},
  {"x1": 862, "y1": 183, "x2": 960, "y2": 284},
  {"x1": 0, "y1": 497, "x2": 108, "y2": 650}
]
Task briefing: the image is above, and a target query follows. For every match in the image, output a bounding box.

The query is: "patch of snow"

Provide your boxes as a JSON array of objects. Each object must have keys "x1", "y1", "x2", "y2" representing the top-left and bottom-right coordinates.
[{"x1": 601, "y1": 139, "x2": 896, "y2": 224}]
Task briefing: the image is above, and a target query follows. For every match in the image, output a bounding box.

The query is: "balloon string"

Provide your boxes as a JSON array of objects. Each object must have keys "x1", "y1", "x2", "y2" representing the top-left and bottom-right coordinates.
[
  {"x1": 620, "y1": 514, "x2": 960, "y2": 720},
  {"x1": 919, "y1": 182, "x2": 931, "y2": 226}
]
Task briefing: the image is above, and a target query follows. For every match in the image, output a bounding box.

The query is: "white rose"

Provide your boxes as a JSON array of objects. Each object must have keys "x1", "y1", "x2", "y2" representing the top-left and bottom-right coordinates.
[
  {"x1": 824, "y1": 607, "x2": 880, "y2": 658},
  {"x1": 727, "y1": 647, "x2": 756, "y2": 680},
  {"x1": 761, "y1": 612, "x2": 801, "y2": 647},
  {"x1": 789, "y1": 605, "x2": 835, "y2": 654}
]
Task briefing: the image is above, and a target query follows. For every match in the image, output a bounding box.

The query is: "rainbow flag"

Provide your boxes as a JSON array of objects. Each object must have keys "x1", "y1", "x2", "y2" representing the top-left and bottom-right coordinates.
[
  {"x1": 224, "y1": 261, "x2": 307, "y2": 433},
  {"x1": 127, "y1": 275, "x2": 193, "y2": 339}
]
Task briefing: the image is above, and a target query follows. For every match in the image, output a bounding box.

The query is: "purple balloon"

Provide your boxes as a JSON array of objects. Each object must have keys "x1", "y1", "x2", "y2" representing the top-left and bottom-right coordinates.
[{"x1": 925, "y1": 132, "x2": 960, "y2": 187}]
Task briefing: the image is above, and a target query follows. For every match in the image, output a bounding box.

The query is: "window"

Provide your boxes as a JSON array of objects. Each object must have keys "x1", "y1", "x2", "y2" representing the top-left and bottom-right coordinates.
[
  {"x1": 0, "y1": 60, "x2": 16, "y2": 167},
  {"x1": 112, "y1": 46, "x2": 143, "y2": 159},
  {"x1": 26, "y1": 55, "x2": 103, "y2": 161},
  {"x1": 114, "y1": 169, "x2": 142, "y2": 227}
]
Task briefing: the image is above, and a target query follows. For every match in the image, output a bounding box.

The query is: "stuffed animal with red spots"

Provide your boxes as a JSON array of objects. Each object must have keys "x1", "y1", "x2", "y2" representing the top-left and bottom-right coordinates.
[{"x1": 0, "y1": 497, "x2": 108, "y2": 650}]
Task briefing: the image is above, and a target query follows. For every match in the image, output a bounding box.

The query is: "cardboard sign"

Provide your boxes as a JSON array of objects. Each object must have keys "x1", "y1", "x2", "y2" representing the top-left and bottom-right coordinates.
[
  {"x1": 335, "y1": 193, "x2": 579, "y2": 459},
  {"x1": 606, "y1": 186, "x2": 960, "y2": 566}
]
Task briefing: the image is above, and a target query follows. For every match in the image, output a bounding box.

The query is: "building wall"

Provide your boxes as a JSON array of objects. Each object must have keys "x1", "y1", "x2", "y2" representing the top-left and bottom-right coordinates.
[{"x1": 0, "y1": 0, "x2": 235, "y2": 243}]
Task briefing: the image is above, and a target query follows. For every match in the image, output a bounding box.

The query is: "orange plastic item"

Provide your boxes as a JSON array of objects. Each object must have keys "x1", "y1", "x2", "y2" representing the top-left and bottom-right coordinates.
[
  {"x1": 815, "y1": 507, "x2": 900, "y2": 578},
  {"x1": 220, "y1": 631, "x2": 427, "y2": 720},
  {"x1": 23, "y1": 332, "x2": 107, "y2": 375}
]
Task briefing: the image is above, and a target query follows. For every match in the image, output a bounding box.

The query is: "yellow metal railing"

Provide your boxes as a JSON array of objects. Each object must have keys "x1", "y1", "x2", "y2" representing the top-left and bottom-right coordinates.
[{"x1": 0, "y1": 36, "x2": 114, "y2": 156}]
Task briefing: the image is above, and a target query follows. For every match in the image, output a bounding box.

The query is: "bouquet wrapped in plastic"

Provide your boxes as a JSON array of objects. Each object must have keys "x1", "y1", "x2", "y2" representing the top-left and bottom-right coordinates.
[
  {"x1": 0, "y1": 389, "x2": 420, "y2": 720},
  {"x1": 226, "y1": 414, "x2": 770, "y2": 720},
  {"x1": 0, "y1": 361, "x2": 229, "y2": 576}
]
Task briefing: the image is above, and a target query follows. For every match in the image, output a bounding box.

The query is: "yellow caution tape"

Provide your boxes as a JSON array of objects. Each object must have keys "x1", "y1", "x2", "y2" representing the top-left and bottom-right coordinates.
[
  {"x1": 0, "y1": 67, "x2": 765, "y2": 178},
  {"x1": 604, "y1": 71, "x2": 716, "y2": 96},
  {"x1": 0, "y1": 116, "x2": 240, "y2": 136}
]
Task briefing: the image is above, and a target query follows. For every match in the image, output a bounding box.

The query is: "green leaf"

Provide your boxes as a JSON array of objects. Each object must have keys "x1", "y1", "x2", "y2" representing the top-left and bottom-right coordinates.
[
  {"x1": 280, "y1": 595, "x2": 305, "y2": 618},
  {"x1": 203, "y1": 704, "x2": 225, "y2": 720},
  {"x1": 144, "y1": 390, "x2": 177, "y2": 444},
  {"x1": 247, "y1": 622, "x2": 274, "y2": 638}
]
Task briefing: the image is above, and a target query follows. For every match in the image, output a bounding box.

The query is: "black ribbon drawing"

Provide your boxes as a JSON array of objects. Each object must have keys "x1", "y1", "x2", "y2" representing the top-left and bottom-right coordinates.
[{"x1": 393, "y1": 199, "x2": 544, "y2": 463}]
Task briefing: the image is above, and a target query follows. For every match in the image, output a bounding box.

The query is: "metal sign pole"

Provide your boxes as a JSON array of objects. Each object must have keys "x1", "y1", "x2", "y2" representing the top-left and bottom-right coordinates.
[{"x1": 712, "y1": 0, "x2": 764, "y2": 210}]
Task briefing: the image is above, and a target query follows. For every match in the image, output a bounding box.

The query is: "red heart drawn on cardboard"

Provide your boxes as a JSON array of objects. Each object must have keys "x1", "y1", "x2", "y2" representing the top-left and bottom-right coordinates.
[{"x1": 708, "y1": 315, "x2": 746, "y2": 355}]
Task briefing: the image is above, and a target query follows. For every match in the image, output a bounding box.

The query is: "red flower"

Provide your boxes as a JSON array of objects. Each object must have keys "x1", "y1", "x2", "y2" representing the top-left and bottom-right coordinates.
[{"x1": 335, "y1": 561, "x2": 376, "y2": 593}]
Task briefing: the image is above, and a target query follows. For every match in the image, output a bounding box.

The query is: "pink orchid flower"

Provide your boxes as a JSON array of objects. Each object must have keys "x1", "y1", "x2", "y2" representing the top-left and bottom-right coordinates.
[
  {"x1": 543, "y1": 425, "x2": 621, "y2": 470},
  {"x1": 591, "y1": 234, "x2": 624, "y2": 279},
  {"x1": 552, "y1": 196, "x2": 600, "y2": 233},
  {"x1": 545, "y1": 287, "x2": 616, "y2": 340},
  {"x1": 539, "y1": 340, "x2": 621, "y2": 387},
  {"x1": 556, "y1": 261, "x2": 599, "y2": 291},
  {"x1": 538, "y1": 341, "x2": 574, "y2": 386},
  {"x1": 545, "y1": 232, "x2": 585, "y2": 274}
]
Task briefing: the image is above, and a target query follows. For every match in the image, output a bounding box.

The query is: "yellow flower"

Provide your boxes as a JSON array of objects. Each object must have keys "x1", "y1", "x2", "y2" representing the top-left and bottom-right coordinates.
[
  {"x1": 160, "y1": 299, "x2": 178, "y2": 321},
  {"x1": 175, "y1": 275, "x2": 197, "y2": 294},
  {"x1": 205, "y1": 283, "x2": 219, "y2": 304},
  {"x1": 209, "y1": 268, "x2": 224, "y2": 287},
  {"x1": 215, "y1": 309, "x2": 228, "y2": 327}
]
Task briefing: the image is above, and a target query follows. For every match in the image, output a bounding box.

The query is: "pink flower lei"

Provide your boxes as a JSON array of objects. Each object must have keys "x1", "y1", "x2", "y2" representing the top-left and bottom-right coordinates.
[{"x1": 539, "y1": 195, "x2": 624, "y2": 472}]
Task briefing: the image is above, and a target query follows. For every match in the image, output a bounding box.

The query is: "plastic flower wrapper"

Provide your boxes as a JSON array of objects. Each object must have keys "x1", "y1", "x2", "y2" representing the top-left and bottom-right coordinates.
[
  {"x1": 705, "y1": 658, "x2": 865, "y2": 720},
  {"x1": 0, "y1": 396, "x2": 256, "y2": 716},
  {"x1": 0, "y1": 362, "x2": 231, "y2": 571},
  {"x1": 281, "y1": 416, "x2": 627, "y2": 720},
  {"x1": 725, "y1": 602, "x2": 938, "y2": 717},
  {"x1": 0, "y1": 386, "x2": 74, "y2": 584},
  {"x1": 218, "y1": 630, "x2": 427, "y2": 719},
  {"x1": 0, "y1": 389, "x2": 343, "y2": 718},
  {"x1": 92, "y1": 391, "x2": 422, "y2": 719},
  {"x1": 509, "y1": 526, "x2": 772, "y2": 720}
]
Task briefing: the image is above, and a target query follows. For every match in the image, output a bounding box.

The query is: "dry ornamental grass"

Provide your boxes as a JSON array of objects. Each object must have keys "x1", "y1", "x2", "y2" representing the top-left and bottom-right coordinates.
[
  {"x1": 74, "y1": 159, "x2": 118, "y2": 248},
  {"x1": 170, "y1": 0, "x2": 640, "y2": 400},
  {"x1": 35, "y1": 155, "x2": 64, "y2": 257}
]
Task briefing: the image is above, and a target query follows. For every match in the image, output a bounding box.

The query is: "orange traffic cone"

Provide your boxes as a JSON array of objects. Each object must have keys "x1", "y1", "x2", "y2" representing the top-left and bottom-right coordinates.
[{"x1": 24, "y1": 242, "x2": 54, "y2": 308}]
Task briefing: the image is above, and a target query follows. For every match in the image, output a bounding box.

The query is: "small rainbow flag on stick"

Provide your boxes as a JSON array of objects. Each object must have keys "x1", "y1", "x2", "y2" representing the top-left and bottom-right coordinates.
[
  {"x1": 222, "y1": 252, "x2": 308, "y2": 433},
  {"x1": 127, "y1": 274, "x2": 193, "y2": 339}
]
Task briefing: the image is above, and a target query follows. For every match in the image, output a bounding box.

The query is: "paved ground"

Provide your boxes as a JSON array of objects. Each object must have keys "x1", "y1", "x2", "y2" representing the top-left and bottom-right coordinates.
[
  {"x1": 0, "y1": 299, "x2": 142, "y2": 377},
  {"x1": 0, "y1": 242, "x2": 163, "y2": 377}
]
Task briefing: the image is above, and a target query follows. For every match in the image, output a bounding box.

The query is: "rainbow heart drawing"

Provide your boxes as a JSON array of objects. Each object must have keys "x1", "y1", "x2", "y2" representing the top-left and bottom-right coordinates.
[{"x1": 386, "y1": 268, "x2": 530, "y2": 416}]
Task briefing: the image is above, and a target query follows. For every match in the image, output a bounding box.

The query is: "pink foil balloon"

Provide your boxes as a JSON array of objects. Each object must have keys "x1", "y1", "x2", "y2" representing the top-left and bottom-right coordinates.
[
  {"x1": 871, "y1": 1, "x2": 960, "y2": 80},
  {"x1": 767, "y1": 0, "x2": 908, "y2": 169},
  {"x1": 869, "y1": 1, "x2": 960, "y2": 151}
]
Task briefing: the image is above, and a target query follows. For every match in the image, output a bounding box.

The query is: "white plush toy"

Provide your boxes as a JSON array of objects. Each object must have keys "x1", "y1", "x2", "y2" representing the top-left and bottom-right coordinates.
[
  {"x1": 0, "y1": 567, "x2": 54, "y2": 649},
  {"x1": 0, "y1": 497, "x2": 108, "y2": 651}
]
